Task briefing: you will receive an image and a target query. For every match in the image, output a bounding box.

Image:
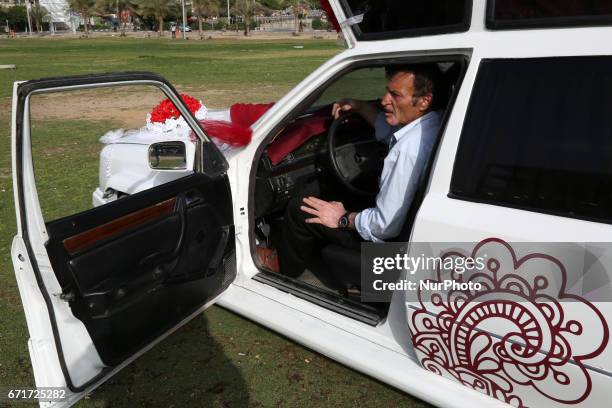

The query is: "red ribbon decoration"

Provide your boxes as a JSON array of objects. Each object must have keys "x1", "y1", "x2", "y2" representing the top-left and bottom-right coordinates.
[
  {"x1": 199, "y1": 120, "x2": 253, "y2": 147},
  {"x1": 199, "y1": 103, "x2": 275, "y2": 147}
]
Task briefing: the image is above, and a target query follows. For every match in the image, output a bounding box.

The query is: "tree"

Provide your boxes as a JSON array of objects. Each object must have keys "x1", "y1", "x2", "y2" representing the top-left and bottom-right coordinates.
[
  {"x1": 136, "y1": 0, "x2": 177, "y2": 36},
  {"x1": 191, "y1": 0, "x2": 219, "y2": 38},
  {"x1": 282, "y1": 0, "x2": 303, "y2": 34},
  {"x1": 258, "y1": 0, "x2": 280, "y2": 8},
  {"x1": 30, "y1": 5, "x2": 50, "y2": 33},
  {"x1": 234, "y1": 0, "x2": 262, "y2": 36},
  {"x1": 4, "y1": 5, "x2": 28, "y2": 31},
  {"x1": 68, "y1": 0, "x2": 96, "y2": 35},
  {"x1": 96, "y1": 0, "x2": 137, "y2": 35}
]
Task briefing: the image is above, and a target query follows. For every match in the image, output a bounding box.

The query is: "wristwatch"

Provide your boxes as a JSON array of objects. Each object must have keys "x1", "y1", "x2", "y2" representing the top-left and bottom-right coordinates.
[{"x1": 338, "y1": 212, "x2": 351, "y2": 230}]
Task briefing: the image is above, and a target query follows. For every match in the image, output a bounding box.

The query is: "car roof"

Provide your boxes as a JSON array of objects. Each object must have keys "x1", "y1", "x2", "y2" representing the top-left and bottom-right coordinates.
[{"x1": 326, "y1": 0, "x2": 612, "y2": 52}]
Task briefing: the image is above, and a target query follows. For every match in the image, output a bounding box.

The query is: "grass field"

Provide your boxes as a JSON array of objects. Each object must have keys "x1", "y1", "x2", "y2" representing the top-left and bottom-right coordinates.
[{"x1": 0, "y1": 38, "x2": 430, "y2": 408}]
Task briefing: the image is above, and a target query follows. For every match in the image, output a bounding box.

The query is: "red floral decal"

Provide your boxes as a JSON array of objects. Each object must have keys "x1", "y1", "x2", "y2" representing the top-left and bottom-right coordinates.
[
  {"x1": 409, "y1": 238, "x2": 609, "y2": 407},
  {"x1": 150, "y1": 94, "x2": 202, "y2": 123}
]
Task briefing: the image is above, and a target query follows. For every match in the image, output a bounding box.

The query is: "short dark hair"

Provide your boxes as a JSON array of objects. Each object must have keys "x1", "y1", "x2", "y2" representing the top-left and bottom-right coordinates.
[{"x1": 385, "y1": 64, "x2": 440, "y2": 98}]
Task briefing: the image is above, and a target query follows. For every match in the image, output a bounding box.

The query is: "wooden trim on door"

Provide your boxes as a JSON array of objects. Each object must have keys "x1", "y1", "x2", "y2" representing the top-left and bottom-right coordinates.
[{"x1": 63, "y1": 198, "x2": 176, "y2": 255}]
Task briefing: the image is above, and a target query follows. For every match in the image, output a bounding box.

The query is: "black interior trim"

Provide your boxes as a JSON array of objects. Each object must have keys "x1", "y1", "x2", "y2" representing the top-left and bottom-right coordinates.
[
  {"x1": 253, "y1": 271, "x2": 383, "y2": 326},
  {"x1": 45, "y1": 175, "x2": 235, "y2": 367}
]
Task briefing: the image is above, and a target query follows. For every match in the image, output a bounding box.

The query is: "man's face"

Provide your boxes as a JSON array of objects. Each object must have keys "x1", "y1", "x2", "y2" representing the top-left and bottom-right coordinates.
[{"x1": 381, "y1": 72, "x2": 431, "y2": 127}]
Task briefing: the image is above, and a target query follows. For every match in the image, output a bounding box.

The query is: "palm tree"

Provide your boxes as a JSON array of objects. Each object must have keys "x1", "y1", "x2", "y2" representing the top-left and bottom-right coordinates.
[
  {"x1": 68, "y1": 0, "x2": 96, "y2": 36},
  {"x1": 234, "y1": 0, "x2": 261, "y2": 36},
  {"x1": 136, "y1": 0, "x2": 177, "y2": 36},
  {"x1": 191, "y1": 0, "x2": 219, "y2": 38},
  {"x1": 280, "y1": 0, "x2": 301, "y2": 34},
  {"x1": 30, "y1": 4, "x2": 50, "y2": 33},
  {"x1": 96, "y1": 0, "x2": 137, "y2": 35}
]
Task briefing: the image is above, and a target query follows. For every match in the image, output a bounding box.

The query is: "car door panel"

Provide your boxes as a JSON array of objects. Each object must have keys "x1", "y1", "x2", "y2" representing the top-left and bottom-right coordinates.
[
  {"x1": 41, "y1": 174, "x2": 234, "y2": 367},
  {"x1": 12, "y1": 73, "x2": 236, "y2": 396}
]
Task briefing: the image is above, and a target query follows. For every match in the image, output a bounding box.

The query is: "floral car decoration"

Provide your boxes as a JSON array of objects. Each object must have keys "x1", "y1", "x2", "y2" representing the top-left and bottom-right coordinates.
[
  {"x1": 100, "y1": 94, "x2": 273, "y2": 150},
  {"x1": 149, "y1": 94, "x2": 203, "y2": 123}
]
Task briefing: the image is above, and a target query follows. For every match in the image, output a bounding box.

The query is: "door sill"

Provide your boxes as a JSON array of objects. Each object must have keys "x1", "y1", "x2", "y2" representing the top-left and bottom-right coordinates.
[{"x1": 253, "y1": 271, "x2": 385, "y2": 326}]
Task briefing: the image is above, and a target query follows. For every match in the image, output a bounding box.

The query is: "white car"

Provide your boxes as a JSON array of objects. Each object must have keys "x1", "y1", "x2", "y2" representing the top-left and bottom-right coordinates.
[{"x1": 10, "y1": 1, "x2": 612, "y2": 407}]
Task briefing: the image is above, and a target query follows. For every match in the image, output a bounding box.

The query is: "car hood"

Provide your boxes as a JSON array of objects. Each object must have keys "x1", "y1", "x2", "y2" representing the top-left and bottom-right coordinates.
[
  {"x1": 99, "y1": 109, "x2": 231, "y2": 146},
  {"x1": 100, "y1": 130, "x2": 193, "y2": 146}
]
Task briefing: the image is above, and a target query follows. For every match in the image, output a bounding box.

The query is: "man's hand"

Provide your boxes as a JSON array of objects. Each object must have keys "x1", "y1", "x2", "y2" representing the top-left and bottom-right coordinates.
[
  {"x1": 301, "y1": 196, "x2": 346, "y2": 229},
  {"x1": 331, "y1": 99, "x2": 361, "y2": 119},
  {"x1": 331, "y1": 99, "x2": 379, "y2": 126}
]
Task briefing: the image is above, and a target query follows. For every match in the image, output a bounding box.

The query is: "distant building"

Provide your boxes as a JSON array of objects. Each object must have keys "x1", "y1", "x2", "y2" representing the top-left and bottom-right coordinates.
[
  {"x1": 37, "y1": 0, "x2": 79, "y2": 31},
  {"x1": 0, "y1": 0, "x2": 17, "y2": 8}
]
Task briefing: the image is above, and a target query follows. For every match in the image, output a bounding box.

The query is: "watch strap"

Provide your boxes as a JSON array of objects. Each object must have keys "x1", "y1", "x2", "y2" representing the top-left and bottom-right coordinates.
[{"x1": 338, "y1": 211, "x2": 351, "y2": 229}]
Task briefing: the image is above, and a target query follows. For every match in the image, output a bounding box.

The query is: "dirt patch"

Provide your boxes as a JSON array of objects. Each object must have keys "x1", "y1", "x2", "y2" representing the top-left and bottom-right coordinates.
[
  {"x1": 26, "y1": 85, "x2": 291, "y2": 129},
  {"x1": 0, "y1": 279, "x2": 23, "y2": 311},
  {"x1": 0, "y1": 99, "x2": 10, "y2": 123},
  {"x1": 35, "y1": 142, "x2": 102, "y2": 156},
  {"x1": 30, "y1": 88, "x2": 166, "y2": 129},
  {"x1": 210, "y1": 49, "x2": 338, "y2": 61}
]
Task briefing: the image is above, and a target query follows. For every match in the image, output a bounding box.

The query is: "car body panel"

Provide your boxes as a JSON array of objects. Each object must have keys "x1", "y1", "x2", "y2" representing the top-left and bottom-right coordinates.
[
  {"x1": 93, "y1": 107, "x2": 231, "y2": 206},
  {"x1": 224, "y1": 6, "x2": 612, "y2": 406}
]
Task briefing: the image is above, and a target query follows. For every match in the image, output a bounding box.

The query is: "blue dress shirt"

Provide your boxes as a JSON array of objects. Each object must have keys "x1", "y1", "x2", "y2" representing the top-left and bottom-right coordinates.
[{"x1": 355, "y1": 111, "x2": 441, "y2": 242}]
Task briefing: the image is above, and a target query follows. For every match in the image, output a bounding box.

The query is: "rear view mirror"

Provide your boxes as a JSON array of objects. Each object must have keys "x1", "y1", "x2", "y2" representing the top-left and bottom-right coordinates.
[{"x1": 149, "y1": 141, "x2": 187, "y2": 170}]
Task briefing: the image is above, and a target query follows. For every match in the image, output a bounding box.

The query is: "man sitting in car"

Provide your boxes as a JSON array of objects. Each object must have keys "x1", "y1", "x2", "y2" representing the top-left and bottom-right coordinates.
[{"x1": 272, "y1": 65, "x2": 442, "y2": 282}]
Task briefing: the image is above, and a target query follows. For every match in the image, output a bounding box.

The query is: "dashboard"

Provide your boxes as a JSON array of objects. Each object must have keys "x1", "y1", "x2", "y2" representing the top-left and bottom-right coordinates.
[
  {"x1": 254, "y1": 110, "x2": 381, "y2": 219},
  {"x1": 255, "y1": 134, "x2": 328, "y2": 217}
]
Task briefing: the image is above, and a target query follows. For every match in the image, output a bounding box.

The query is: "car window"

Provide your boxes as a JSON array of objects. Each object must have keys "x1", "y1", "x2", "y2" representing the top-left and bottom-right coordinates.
[
  {"x1": 28, "y1": 85, "x2": 199, "y2": 222},
  {"x1": 487, "y1": 0, "x2": 612, "y2": 29},
  {"x1": 450, "y1": 57, "x2": 612, "y2": 224},
  {"x1": 339, "y1": 0, "x2": 471, "y2": 40},
  {"x1": 310, "y1": 67, "x2": 388, "y2": 108}
]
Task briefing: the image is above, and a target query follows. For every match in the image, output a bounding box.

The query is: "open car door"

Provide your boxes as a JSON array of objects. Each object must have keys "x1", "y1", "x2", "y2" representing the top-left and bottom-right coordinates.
[{"x1": 10, "y1": 73, "x2": 236, "y2": 405}]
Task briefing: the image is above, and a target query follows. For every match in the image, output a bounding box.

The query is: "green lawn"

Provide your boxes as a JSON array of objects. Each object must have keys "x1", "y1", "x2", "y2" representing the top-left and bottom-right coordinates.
[{"x1": 0, "y1": 38, "x2": 430, "y2": 408}]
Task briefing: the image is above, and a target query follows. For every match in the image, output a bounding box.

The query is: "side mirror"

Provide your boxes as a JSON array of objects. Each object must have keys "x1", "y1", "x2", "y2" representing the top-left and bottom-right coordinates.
[{"x1": 148, "y1": 141, "x2": 187, "y2": 170}]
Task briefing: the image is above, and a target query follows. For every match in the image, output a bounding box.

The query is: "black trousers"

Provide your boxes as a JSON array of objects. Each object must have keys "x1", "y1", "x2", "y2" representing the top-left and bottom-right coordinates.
[{"x1": 279, "y1": 195, "x2": 363, "y2": 278}]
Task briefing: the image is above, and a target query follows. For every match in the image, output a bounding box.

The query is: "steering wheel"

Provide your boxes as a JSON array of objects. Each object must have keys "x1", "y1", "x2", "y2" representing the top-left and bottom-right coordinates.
[{"x1": 327, "y1": 112, "x2": 387, "y2": 196}]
